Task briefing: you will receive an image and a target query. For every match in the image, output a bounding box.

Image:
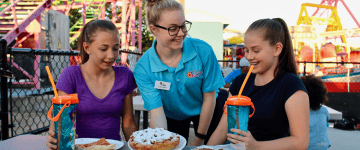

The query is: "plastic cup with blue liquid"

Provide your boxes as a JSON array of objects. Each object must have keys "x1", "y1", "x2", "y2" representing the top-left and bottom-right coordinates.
[
  {"x1": 223, "y1": 95, "x2": 255, "y2": 144},
  {"x1": 47, "y1": 94, "x2": 78, "y2": 150}
]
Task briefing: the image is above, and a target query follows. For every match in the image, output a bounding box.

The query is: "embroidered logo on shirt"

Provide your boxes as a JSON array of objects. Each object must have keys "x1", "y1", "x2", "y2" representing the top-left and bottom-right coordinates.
[{"x1": 187, "y1": 71, "x2": 203, "y2": 78}]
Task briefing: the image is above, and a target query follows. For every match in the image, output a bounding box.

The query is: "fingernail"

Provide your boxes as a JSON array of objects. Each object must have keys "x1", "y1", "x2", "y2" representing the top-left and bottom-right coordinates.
[
  {"x1": 54, "y1": 139, "x2": 57, "y2": 143},
  {"x1": 53, "y1": 146, "x2": 57, "y2": 149}
]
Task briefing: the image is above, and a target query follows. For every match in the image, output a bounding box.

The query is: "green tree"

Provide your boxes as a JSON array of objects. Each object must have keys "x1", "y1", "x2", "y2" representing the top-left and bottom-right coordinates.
[
  {"x1": 68, "y1": 8, "x2": 82, "y2": 49},
  {"x1": 227, "y1": 34, "x2": 244, "y2": 44},
  {"x1": 137, "y1": 0, "x2": 154, "y2": 52}
]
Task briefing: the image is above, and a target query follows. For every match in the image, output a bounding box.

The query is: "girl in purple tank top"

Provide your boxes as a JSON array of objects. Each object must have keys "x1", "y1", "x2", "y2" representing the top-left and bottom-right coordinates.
[{"x1": 46, "y1": 20, "x2": 138, "y2": 150}]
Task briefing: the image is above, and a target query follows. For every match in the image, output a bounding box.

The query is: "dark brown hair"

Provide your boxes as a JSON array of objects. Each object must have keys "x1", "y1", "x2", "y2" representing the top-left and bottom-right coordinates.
[
  {"x1": 245, "y1": 18, "x2": 297, "y2": 77},
  {"x1": 300, "y1": 74, "x2": 329, "y2": 111},
  {"x1": 78, "y1": 20, "x2": 119, "y2": 64}
]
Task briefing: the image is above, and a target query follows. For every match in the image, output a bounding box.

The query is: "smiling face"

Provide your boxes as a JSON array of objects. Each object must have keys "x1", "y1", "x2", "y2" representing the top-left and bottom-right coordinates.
[
  {"x1": 83, "y1": 30, "x2": 120, "y2": 70},
  {"x1": 244, "y1": 29, "x2": 283, "y2": 77},
  {"x1": 150, "y1": 10, "x2": 186, "y2": 51}
]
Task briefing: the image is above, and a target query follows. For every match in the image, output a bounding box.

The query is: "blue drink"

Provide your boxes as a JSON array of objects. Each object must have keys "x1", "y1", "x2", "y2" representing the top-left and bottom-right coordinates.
[
  {"x1": 224, "y1": 96, "x2": 254, "y2": 144},
  {"x1": 227, "y1": 105, "x2": 250, "y2": 134}
]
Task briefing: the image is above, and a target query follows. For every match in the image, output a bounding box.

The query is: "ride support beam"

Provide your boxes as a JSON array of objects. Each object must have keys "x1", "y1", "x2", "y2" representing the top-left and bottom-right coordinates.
[
  {"x1": 82, "y1": 0, "x2": 86, "y2": 26},
  {"x1": 137, "y1": 0, "x2": 141, "y2": 52},
  {"x1": 1, "y1": 0, "x2": 54, "y2": 46},
  {"x1": 339, "y1": 0, "x2": 360, "y2": 28}
]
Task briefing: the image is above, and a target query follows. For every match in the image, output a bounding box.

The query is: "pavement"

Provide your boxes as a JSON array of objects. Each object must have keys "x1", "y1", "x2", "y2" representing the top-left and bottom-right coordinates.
[{"x1": 327, "y1": 127, "x2": 360, "y2": 150}]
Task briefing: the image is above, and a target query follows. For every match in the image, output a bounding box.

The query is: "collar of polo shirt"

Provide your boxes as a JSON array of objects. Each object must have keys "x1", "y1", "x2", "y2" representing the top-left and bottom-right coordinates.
[{"x1": 149, "y1": 37, "x2": 197, "y2": 73}]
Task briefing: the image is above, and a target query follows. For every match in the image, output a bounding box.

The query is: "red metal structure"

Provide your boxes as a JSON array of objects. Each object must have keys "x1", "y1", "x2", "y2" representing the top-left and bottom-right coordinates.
[
  {"x1": 311, "y1": 0, "x2": 360, "y2": 28},
  {"x1": 0, "y1": 0, "x2": 142, "y2": 89}
]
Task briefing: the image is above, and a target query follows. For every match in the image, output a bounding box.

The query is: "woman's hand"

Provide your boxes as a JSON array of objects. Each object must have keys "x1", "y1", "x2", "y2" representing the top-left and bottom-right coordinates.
[
  {"x1": 227, "y1": 128, "x2": 258, "y2": 150},
  {"x1": 46, "y1": 130, "x2": 57, "y2": 150}
]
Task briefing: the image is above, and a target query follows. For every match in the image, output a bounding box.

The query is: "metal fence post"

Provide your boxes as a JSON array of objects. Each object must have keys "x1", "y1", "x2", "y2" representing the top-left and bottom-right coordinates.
[
  {"x1": 0, "y1": 39, "x2": 9, "y2": 140},
  {"x1": 303, "y1": 61, "x2": 306, "y2": 76}
]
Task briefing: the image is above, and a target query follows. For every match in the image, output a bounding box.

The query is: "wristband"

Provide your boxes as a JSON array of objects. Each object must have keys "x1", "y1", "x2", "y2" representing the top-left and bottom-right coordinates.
[{"x1": 195, "y1": 131, "x2": 207, "y2": 139}]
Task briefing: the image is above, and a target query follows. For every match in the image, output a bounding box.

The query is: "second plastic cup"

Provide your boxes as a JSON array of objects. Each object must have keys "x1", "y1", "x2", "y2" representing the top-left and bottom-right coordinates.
[
  {"x1": 47, "y1": 94, "x2": 79, "y2": 150},
  {"x1": 224, "y1": 95, "x2": 255, "y2": 144}
]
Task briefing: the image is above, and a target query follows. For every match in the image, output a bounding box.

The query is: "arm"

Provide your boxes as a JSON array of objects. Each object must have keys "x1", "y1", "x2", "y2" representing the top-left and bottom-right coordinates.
[
  {"x1": 224, "y1": 83, "x2": 231, "y2": 88},
  {"x1": 207, "y1": 113, "x2": 228, "y2": 145},
  {"x1": 260, "y1": 90, "x2": 309, "y2": 149},
  {"x1": 149, "y1": 106, "x2": 167, "y2": 129},
  {"x1": 324, "y1": 106, "x2": 331, "y2": 121},
  {"x1": 133, "y1": 63, "x2": 165, "y2": 129},
  {"x1": 190, "y1": 90, "x2": 216, "y2": 146},
  {"x1": 227, "y1": 90, "x2": 310, "y2": 150},
  {"x1": 121, "y1": 92, "x2": 138, "y2": 141}
]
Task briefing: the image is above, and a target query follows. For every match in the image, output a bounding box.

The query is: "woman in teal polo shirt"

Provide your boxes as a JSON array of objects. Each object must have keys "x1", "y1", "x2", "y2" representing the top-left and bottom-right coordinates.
[{"x1": 133, "y1": 0, "x2": 224, "y2": 146}]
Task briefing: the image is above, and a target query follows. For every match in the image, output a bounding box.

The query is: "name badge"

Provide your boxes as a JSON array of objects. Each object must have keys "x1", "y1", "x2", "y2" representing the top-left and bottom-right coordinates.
[{"x1": 154, "y1": 81, "x2": 171, "y2": 90}]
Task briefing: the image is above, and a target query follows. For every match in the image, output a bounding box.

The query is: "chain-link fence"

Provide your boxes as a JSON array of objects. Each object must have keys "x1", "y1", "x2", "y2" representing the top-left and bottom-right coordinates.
[
  {"x1": 0, "y1": 38, "x2": 143, "y2": 140},
  {"x1": 1, "y1": 41, "x2": 79, "y2": 140}
]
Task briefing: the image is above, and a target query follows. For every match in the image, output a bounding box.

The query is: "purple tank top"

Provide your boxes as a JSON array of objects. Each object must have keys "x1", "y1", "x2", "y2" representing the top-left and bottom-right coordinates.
[{"x1": 56, "y1": 65, "x2": 137, "y2": 140}]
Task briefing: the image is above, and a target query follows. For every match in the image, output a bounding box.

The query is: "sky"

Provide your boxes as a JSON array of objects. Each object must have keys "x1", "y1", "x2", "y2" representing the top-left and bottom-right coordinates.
[{"x1": 185, "y1": 0, "x2": 360, "y2": 32}]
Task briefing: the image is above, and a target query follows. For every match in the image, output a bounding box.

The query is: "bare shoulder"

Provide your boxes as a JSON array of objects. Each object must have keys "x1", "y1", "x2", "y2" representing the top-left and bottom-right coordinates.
[{"x1": 285, "y1": 90, "x2": 309, "y2": 107}]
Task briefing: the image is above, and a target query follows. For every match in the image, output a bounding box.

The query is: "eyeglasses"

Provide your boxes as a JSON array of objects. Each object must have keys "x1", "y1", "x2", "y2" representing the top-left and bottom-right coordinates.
[{"x1": 154, "y1": 21, "x2": 192, "y2": 36}]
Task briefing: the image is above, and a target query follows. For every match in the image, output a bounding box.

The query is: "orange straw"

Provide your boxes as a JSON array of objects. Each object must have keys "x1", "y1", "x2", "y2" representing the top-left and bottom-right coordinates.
[
  {"x1": 45, "y1": 66, "x2": 58, "y2": 98},
  {"x1": 238, "y1": 65, "x2": 254, "y2": 99}
]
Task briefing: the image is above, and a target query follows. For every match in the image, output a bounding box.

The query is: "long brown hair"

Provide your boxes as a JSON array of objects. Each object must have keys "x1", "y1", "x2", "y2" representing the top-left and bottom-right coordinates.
[
  {"x1": 77, "y1": 20, "x2": 119, "y2": 64},
  {"x1": 246, "y1": 18, "x2": 297, "y2": 77}
]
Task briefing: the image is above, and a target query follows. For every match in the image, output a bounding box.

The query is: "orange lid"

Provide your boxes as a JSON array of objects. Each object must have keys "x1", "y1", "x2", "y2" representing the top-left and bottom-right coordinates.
[
  {"x1": 52, "y1": 94, "x2": 79, "y2": 104},
  {"x1": 223, "y1": 95, "x2": 255, "y2": 118},
  {"x1": 226, "y1": 95, "x2": 252, "y2": 106}
]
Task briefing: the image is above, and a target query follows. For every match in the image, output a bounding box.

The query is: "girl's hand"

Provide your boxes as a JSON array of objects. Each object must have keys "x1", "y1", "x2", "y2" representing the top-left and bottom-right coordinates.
[
  {"x1": 46, "y1": 130, "x2": 57, "y2": 150},
  {"x1": 227, "y1": 128, "x2": 258, "y2": 150},
  {"x1": 189, "y1": 137, "x2": 204, "y2": 146}
]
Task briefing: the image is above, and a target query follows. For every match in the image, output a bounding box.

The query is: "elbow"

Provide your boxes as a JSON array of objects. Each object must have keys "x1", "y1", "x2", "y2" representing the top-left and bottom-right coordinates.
[
  {"x1": 294, "y1": 136, "x2": 309, "y2": 150},
  {"x1": 297, "y1": 142, "x2": 309, "y2": 150},
  {"x1": 122, "y1": 117, "x2": 137, "y2": 129}
]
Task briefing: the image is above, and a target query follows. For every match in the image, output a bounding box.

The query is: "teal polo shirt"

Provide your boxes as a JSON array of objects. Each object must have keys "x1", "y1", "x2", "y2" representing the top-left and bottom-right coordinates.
[{"x1": 133, "y1": 37, "x2": 225, "y2": 120}]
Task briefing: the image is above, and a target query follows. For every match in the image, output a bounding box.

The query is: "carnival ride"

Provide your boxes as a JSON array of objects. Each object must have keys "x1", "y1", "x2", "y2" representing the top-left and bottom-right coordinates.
[
  {"x1": 296, "y1": 0, "x2": 360, "y2": 44},
  {"x1": 294, "y1": 0, "x2": 360, "y2": 92},
  {"x1": 295, "y1": 0, "x2": 360, "y2": 65},
  {"x1": 0, "y1": 0, "x2": 142, "y2": 90}
]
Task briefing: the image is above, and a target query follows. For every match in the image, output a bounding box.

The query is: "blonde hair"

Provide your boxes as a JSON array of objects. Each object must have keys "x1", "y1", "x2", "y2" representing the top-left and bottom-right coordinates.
[{"x1": 145, "y1": 0, "x2": 184, "y2": 31}]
